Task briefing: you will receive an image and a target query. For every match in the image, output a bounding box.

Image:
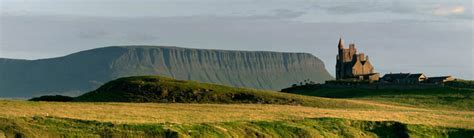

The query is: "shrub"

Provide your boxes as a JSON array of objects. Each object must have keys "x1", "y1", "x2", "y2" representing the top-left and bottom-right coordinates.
[{"x1": 29, "y1": 95, "x2": 74, "y2": 102}]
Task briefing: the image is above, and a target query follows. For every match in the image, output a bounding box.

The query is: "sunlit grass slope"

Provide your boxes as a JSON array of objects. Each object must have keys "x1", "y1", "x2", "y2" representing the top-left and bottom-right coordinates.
[
  {"x1": 0, "y1": 100, "x2": 473, "y2": 137},
  {"x1": 2, "y1": 116, "x2": 472, "y2": 138},
  {"x1": 2, "y1": 100, "x2": 473, "y2": 127}
]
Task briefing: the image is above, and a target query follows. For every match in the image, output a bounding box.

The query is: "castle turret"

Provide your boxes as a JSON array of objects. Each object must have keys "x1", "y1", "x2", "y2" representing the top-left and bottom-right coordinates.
[
  {"x1": 338, "y1": 37, "x2": 344, "y2": 49},
  {"x1": 336, "y1": 38, "x2": 344, "y2": 80}
]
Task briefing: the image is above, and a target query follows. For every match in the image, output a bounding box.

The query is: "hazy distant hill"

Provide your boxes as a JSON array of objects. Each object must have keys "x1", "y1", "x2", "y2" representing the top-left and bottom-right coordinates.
[{"x1": 0, "y1": 46, "x2": 332, "y2": 97}]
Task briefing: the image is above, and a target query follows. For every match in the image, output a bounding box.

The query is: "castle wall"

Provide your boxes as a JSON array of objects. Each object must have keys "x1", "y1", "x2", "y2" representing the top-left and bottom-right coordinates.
[
  {"x1": 352, "y1": 60, "x2": 363, "y2": 75},
  {"x1": 362, "y1": 61, "x2": 374, "y2": 75}
]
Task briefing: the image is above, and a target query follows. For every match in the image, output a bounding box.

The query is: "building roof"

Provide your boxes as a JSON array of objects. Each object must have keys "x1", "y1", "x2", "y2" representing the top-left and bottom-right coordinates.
[
  {"x1": 354, "y1": 73, "x2": 379, "y2": 76},
  {"x1": 382, "y1": 73, "x2": 410, "y2": 80},
  {"x1": 406, "y1": 73, "x2": 426, "y2": 79},
  {"x1": 428, "y1": 76, "x2": 453, "y2": 79}
]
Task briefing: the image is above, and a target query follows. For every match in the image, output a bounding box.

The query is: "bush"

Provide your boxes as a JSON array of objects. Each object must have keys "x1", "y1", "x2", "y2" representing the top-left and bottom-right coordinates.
[{"x1": 29, "y1": 95, "x2": 74, "y2": 102}]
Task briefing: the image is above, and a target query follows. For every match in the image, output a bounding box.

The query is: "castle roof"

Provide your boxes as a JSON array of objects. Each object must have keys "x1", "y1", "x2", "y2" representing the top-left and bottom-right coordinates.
[{"x1": 338, "y1": 37, "x2": 344, "y2": 48}]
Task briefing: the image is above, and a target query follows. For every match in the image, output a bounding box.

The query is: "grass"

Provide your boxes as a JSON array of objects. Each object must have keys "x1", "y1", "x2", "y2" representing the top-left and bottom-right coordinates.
[
  {"x1": 0, "y1": 100, "x2": 473, "y2": 137},
  {"x1": 5, "y1": 76, "x2": 474, "y2": 137},
  {"x1": 1, "y1": 100, "x2": 473, "y2": 129},
  {"x1": 283, "y1": 87, "x2": 474, "y2": 111}
]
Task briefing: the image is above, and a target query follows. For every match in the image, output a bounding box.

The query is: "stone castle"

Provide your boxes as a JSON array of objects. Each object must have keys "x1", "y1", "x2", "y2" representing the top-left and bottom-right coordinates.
[{"x1": 336, "y1": 38, "x2": 380, "y2": 81}]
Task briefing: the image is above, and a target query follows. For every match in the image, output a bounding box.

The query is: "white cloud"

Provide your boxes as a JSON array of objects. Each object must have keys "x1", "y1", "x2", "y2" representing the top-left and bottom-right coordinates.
[{"x1": 433, "y1": 6, "x2": 466, "y2": 16}]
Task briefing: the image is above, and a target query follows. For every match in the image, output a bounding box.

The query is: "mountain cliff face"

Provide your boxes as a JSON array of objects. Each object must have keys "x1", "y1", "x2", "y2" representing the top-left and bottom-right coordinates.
[{"x1": 0, "y1": 46, "x2": 333, "y2": 97}]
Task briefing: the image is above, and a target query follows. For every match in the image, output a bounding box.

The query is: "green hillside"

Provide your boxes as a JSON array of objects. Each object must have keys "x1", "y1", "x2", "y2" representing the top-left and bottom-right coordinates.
[
  {"x1": 282, "y1": 86, "x2": 474, "y2": 111},
  {"x1": 74, "y1": 76, "x2": 378, "y2": 109}
]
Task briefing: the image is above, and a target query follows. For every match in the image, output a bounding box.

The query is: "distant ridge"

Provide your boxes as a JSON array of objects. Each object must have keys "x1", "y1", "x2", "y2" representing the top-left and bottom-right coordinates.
[{"x1": 0, "y1": 46, "x2": 333, "y2": 97}]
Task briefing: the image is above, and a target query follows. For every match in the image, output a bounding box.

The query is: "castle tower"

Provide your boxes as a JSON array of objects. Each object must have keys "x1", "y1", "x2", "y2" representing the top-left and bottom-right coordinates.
[
  {"x1": 335, "y1": 37, "x2": 379, "y2": 81},
  {"x1": 336, "y1": 38, "x2": 343, "y2": 79}
]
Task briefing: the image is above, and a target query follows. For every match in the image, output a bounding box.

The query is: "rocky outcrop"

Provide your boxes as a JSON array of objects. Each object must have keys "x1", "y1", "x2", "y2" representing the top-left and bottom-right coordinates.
[{"x1": 0, "y1": 46, "x2": 333, "y2": 97}]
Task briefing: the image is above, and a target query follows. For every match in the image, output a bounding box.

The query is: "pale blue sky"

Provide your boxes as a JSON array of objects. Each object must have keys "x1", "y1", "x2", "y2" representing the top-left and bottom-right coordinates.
[{"x1": 1, "y1": 0, "x2": 473, "y2": 79}]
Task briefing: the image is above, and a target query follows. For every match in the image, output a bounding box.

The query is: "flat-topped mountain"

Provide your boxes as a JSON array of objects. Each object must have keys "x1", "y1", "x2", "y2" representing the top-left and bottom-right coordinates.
[{"x1": 0, "y1": 46, "x2": 332, "y2": 97}]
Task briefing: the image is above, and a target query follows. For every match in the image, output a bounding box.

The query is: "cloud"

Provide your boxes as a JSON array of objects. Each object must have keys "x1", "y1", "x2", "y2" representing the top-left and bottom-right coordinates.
[
  {"x1": 451, "y1": 6, "x2": 466, "y2": 14},
  {"x1": 241, "y1": 9, "x2": 306, "y2": 20},
  {"x1": 3, "y1": 0, "x2": 472, "y2": 23},
  {"x1": 272, "y1": 9, "x2": 306, "y2": 19},
  {"x1": 433, "y1": 6, "x2": 465, "y2": 16},
  {"x1": 315, "y1": 1, "x2": 472, "y2": 21},
  {"x1": 320, "y1": 1, "x2": 416, "y2": 15},
  {"x1": 78, "y1": 30, "x2": 159, "y2": 42},
  {"x1": 429, "y1": 5, "x2": 472, "y2": 20}
]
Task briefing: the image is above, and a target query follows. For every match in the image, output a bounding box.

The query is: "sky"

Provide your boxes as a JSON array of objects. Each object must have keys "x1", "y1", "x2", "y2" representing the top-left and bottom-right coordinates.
[{"x1": 1, "y1": 0, "x2": 473, "y2": 79}]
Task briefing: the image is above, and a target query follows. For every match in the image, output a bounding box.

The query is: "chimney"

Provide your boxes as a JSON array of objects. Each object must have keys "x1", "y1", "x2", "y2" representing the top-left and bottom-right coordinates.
[
  {"x1": 359, "y1": 53, "x2": 365, "y2": 60},
  {"x1": 349, "y1": 43, "x2": 355, "y2": 49}
]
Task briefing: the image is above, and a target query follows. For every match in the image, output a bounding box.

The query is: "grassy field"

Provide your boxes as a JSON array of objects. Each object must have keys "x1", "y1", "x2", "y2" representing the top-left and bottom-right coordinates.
[
  {"x1": 1, "y1": 100, "x2": 473, "y2": 137},
  {"x1": 3, "y1": 76, "x2": 474, "y2": 137},
  {"x1": 283, "y1": 87, "x2": 474, "y2": 111}
]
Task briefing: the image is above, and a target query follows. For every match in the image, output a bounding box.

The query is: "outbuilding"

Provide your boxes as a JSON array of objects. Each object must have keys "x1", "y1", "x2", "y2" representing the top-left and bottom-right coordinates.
[{"x1": 427, "y1": 76, "x2": 455, "y2": 84}]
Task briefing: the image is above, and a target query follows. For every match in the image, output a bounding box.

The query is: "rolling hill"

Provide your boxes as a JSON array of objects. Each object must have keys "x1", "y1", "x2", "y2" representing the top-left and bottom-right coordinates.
[
  {"x1": 0, "y1": 46, "x2": 332, "y2": 98},
  {"x1": 73, "y1": 76, "x2": 378, "y2": 109}
]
